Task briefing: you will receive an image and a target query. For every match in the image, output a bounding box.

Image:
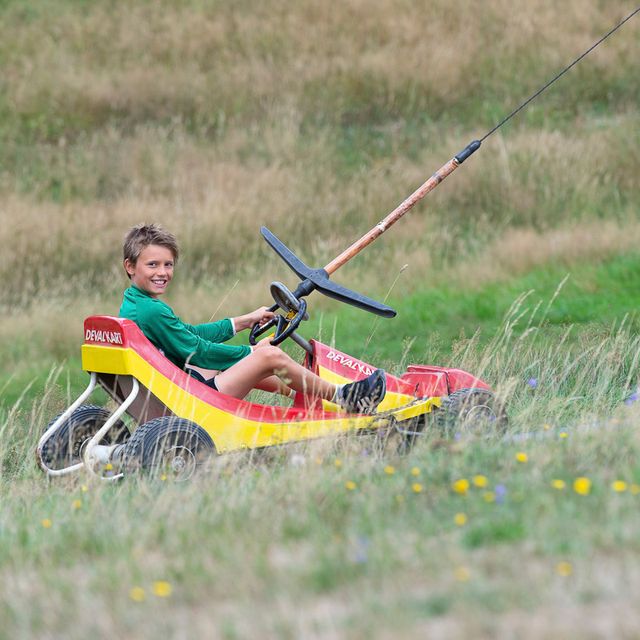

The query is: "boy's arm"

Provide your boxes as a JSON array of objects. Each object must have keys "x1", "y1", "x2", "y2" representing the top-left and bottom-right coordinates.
[
  {"x1": 185, "y1": 318, "x2": 236, "y2": 343},
  {"x1": 143, "y1": 305, "x2": 250, "y2": 370},
  {"x1": 188, "y1": 307, "x2": 275, "y2": 342}
]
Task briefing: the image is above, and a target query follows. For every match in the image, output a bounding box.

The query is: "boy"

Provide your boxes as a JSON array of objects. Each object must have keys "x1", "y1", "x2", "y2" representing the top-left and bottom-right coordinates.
[{"x1": 119, "y1": 224, "x2": 386, "y2": 414}]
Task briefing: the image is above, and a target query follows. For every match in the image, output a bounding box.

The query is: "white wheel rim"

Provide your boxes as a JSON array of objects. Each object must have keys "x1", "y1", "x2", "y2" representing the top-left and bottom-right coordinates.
[{"x1": 162, "y1": 445, "x2": 197, "y2": 481}]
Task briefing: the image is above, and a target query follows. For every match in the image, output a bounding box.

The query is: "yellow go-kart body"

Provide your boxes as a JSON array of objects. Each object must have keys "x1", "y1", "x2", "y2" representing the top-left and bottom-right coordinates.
[
  {"x1": 81, "y1": 316, "x2": 441, "y2": 454},
  {"x1": 36, "y1": 315, "x2": 495, "y2": 479}
]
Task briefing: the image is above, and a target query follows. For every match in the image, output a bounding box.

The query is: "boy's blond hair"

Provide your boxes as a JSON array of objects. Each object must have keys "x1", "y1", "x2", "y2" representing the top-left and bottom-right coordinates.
[{"x1": 123, "y1": 224, "x2": 179, "y2": 278}]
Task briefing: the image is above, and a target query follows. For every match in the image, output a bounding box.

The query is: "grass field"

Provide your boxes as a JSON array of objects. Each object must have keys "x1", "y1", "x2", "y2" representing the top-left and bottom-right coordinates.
[{"x1": 1, "y1": 0, "x2": 640, "y2": 637}]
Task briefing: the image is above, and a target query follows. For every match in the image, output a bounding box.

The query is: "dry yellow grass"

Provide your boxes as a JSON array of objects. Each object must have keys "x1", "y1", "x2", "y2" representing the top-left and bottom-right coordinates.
[
  {"x1": 3, "y1": 0, "x2": 636, "y2": 127},
  {"x1": 2, "y1": 1, "x2": 637, "y2": 312},
  {"x1": 2, "y1": 117, "x2": 637, "y2": 310}
]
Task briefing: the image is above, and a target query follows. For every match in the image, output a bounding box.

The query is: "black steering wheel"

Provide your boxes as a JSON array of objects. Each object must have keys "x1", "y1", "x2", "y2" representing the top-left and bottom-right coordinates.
[{"x1": 249, "y1": 282, "x2": 309, "y2": 347}]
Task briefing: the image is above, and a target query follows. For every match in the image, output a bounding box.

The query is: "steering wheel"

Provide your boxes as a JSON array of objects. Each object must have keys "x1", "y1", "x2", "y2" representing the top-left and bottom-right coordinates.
[{"x1": 249, "y1": 282, "x2": 309, "y2": 347}]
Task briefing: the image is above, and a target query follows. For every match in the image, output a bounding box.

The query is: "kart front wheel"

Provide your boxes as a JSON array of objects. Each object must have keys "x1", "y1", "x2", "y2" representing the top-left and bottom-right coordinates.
[
  {"x1": 435, "y1": 388, "x2": 508, "y2": 436},
  {"x1": 121, "y1": 416, "x2": 216, "y2": 481},
  {"x1": 40, "y1": 404, "x2": 130, "y2": 470}
]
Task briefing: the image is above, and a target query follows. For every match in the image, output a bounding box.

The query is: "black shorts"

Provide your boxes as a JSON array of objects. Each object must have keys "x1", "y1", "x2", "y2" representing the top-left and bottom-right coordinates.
[{"x1": 188, "y1": 369, "x2": 218, "y2": 391}]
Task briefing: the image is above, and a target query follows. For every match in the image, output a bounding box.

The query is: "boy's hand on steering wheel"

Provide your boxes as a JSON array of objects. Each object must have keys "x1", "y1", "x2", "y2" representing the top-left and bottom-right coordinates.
[
  {"x1": 250, "y1": 306, "x2": 275, "y2": 326},
  {"x1": 254, "y1": 334, "x2": 275, "y2": 349},
  {"x1": 234, "y1": 307, "x2": 276, "y2": 332}
]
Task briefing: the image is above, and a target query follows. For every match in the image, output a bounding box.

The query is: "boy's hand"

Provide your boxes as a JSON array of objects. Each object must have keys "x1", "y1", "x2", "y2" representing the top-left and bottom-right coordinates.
[
  {"x1": 233, "y1": 307, "x2": 276, "y2": 332},
  {"x1": 254, "y1": 334, "x2": 275, "y2": 349}
]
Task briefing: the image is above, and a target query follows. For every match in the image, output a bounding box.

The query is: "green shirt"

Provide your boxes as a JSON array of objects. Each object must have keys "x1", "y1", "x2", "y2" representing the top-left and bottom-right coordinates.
[{"x1": 119, "y1": 285, "x2": 251, "y2": 371}]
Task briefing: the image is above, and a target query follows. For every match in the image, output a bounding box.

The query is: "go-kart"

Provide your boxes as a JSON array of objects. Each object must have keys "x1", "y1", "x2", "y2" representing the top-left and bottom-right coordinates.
[{"x1": 36, "y1": 225, "x2": 507, "y2": 482}]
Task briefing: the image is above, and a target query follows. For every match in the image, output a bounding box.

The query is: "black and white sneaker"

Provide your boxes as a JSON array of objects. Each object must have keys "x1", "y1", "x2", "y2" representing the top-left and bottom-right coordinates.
[{"x1": 337, "y1": 369, "x2": 386, "y2": 414}]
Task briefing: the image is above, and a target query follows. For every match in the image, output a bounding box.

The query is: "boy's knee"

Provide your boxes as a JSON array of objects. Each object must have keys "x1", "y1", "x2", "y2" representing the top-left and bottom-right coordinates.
[{"x1": 255, "y1": 345, "x2": 290, "y2": 370}]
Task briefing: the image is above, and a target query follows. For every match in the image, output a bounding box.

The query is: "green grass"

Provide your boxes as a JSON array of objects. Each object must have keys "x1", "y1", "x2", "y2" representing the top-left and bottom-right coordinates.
[
  {"x1": 307, "y1": 252, "x2": 640, "y2": 363},
  {"x1": 2, "y1": 418, "x2": 640, "y2": 636}
]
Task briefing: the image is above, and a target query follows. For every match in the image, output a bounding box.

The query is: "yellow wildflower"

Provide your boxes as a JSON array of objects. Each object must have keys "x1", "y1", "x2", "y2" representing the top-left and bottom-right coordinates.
[
  {"x1": 483, "y1": 491, "x2": 496, "y2": 503},
  {"x1": 345, "y1": 480, "x2": 357, "y2": 491},
  {"x1": 72, "y1": 499, "x2": 82, "y2": 510},
  {"x1": 454, "y1": 512, "x2": 467, "y2": 526},
  {"x1": 543, "y1": 424, "x2": 551, "y2": 431},
  {"x1": 452, "y1": 479, "x2": 470, "y2": 495},
  {"x1": 472, "y1": 475, "x2": 488, "y2": 488},
  {"x1": 559, "y1": 432, "x2": 568, "y2": 439},
  {"x1": 334, "y1": 459, "x2": 343, "y2": 469},
  {"x1": 41, "y1": 518, "x2": 52, "y2": 529},
  {"x1": 556, "y1": 561, "x2": 573, "y2": 577},
  {"x1": 611, "y1": 480, "x2": 627, "y2": 493},
  {"x1": 412, "y1": 483, "x2": 424, "y2": 493},
  {"x1": 551, "y1": 479, "x2": 566, "y2": 490},
  {"x1": 152, "y1": 581, "x2": 172, "y2": 598},
  {"x1": 80, "y1": 485, "x2": 89, "y2": 493},
  {"x1": 454, "y1": 566, "x2": 471, "y2": 582},
  {"x1": 384, "y1": 465, "x2": 395, "y2": 475},
  {"x1": 129, "y1": 587, "x2": 146, "y2": 602},
  {"x1": 515, "y1": 452, "x2": 528, "y2": 463},
  {"x1": 573, "y1": 477, "x2": 591, "y2": 496},
  {"x1": 410, "y1": 467, "x2": 421, "y2": 477}
]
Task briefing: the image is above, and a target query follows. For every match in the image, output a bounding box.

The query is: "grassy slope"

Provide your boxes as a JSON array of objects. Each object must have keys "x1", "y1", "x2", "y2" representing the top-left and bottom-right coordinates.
[
  {"x1": 1, "y1": 0, "x2": 640, "y2": 637},
  {"x1": 3, "y1": 419, "x2": 640, "y2": 637},
  {"x1": 319, "y1": 252, "x2": 640, "y2": 362}
]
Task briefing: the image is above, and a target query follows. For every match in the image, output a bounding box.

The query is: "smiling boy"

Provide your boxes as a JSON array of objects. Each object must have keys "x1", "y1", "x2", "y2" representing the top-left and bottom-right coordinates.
[{"x1": 119, "y1": 224, "x2": 386, "y2": 413}]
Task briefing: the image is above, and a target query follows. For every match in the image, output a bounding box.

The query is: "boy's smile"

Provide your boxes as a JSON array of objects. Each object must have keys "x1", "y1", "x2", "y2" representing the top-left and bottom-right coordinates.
[{"x1": 124, "y1": 244, "x2": 175, "y2": 298}]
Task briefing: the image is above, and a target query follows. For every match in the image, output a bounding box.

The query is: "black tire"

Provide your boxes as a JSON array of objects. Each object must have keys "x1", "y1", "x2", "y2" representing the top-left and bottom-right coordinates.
[
  {"x1": 121, "y1": 416, "x2": 216, "y2": 481},
  {"x1": 435, "y1": 388, "x2": 508, "y2": 436},
  {"x1": 40, "y1": 404, "x2": 130, "y2": 470}
]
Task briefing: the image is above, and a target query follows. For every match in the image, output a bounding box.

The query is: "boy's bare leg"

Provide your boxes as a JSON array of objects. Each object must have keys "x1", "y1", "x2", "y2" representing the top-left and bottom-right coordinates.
[
  {"x1": 214, "y1": 347, "x2": 335, "y2": 400},
  {"x1": 185, "y1": 365, "x2": 289, "y2": 395},
  {"x1": 254, "y1": 375, "x2": 293, "y2": 397}
]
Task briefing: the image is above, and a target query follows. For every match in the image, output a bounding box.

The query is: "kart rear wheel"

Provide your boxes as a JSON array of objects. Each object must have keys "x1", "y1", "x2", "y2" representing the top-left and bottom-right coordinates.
[
  {"x1": 41, "y1": 404, "x2": 130, "y2": 470},
  {"x1": 121, "y1": 416, "x2": 216, "y2": 481},
  {"x1": 435, "y1": 388, "x2": 508, "y2": 437}
]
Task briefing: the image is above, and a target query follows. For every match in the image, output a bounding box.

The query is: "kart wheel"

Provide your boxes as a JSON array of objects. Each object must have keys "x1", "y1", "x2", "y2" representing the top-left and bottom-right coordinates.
[
  {"x1": 435, "y1": 388, "x2": 508, "y2": 436},
  {"x1": 41, "y1": 404, "x2": 130, "y2": 470},
  {"x1": 121, "y1": 416, "x2": 216, "y2": 481}
]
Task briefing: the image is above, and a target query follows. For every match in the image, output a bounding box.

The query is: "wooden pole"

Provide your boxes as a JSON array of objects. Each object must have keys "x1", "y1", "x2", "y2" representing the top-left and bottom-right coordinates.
[{"x1": 323, "y1": 155, "x2": 462, "y2": 275}]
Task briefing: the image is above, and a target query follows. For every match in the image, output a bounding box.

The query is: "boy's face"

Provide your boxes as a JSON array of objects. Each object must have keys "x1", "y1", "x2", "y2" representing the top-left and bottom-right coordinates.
[{"x1": 124, "y1": 244, "x2": 175, "y2": 298}]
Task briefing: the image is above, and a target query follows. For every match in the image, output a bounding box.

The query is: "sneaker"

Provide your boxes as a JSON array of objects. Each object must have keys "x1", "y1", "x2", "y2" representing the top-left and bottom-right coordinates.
[{"x1": 337, "y1": 369, "x2": 386, "y2": 414}]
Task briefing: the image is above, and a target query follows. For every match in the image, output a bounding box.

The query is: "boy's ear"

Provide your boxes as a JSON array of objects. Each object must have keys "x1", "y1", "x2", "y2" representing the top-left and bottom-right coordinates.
[{"x1": 124, "y1": 258, "x2": 136, "y2": 277}]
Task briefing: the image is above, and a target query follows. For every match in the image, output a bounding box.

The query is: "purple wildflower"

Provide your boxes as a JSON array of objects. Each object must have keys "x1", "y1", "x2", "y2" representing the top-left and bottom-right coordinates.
[
  {"x1": 351, "y1": 536, "x2": 370, "y2": 564},
  {"x1": 527, "y1": 378, "x2": 538, "y2": 389},
  {"x1": 494, "y1": 483, "x2": 507, "y2": 504}
]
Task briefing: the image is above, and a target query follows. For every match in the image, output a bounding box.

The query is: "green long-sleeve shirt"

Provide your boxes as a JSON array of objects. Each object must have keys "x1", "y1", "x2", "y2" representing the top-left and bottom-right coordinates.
[{"x1": 119, "y1": 285, "x2": 251, "y2": 371}]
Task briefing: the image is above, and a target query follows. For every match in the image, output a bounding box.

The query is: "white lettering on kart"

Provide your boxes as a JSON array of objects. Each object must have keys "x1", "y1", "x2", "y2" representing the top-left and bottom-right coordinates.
[
  {"x1": 85, "y1": 329, "x2": 124, "y2": 345},
  {"x1": 326, "y1": 351, "x2": 374, "y2": 376}
]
